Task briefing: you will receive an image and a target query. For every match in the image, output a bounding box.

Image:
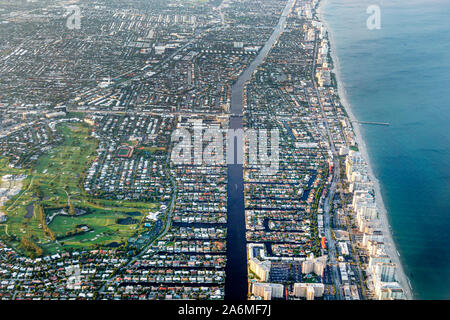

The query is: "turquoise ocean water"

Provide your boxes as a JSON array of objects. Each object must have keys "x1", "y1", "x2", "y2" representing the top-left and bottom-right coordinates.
[{"x1": 321, "y1": 0, "x2": 450, "y2": 299}]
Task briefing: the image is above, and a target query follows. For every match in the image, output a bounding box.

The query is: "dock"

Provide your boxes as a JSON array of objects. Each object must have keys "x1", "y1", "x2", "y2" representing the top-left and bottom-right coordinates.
[{"x1": 353, "y1": 120, "x2": 390, "y2": 126}]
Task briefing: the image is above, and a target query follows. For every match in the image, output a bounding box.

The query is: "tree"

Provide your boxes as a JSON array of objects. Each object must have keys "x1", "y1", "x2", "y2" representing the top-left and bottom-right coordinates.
[
  {"x1": 37, "y1": 203, "x2": 55, "y2": 241},
  {"x1": 20, "y1": 237, "x2": 43, "y2": 258},
  {"x1": 69, "y1": 203, "x2": 75, "y2": 216}
]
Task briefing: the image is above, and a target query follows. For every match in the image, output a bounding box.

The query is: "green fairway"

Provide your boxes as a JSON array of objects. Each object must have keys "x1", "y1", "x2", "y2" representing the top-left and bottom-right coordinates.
[{"x1": 47, "y1": 209, "x2": 141, "y2": 251}]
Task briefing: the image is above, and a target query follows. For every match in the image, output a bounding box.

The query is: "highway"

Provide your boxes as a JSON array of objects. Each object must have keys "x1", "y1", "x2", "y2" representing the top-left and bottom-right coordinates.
[
  {"x1": 312, "y1": 31, "x2": 343, "y2": 299},
  {"x1": 323, "y1": 171, "x2": 342, "y2": 299}
]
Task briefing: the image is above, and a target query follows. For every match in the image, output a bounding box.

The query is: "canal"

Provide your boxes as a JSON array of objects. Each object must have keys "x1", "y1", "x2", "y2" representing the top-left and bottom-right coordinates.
[{"x1": 224, "y1": 0, "x2": 296, "y2": 300}]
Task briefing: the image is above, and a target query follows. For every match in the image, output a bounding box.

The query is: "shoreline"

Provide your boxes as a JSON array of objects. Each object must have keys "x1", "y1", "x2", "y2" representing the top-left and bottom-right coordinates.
[{"x1": 316, "y1": 0, "x2": 413, "y2": 299}]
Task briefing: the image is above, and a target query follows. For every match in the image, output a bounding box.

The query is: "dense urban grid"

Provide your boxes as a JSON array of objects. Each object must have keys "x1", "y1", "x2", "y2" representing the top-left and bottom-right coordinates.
[{"x1": 0, "y1": 0, "x2": 408, "y2": 300}]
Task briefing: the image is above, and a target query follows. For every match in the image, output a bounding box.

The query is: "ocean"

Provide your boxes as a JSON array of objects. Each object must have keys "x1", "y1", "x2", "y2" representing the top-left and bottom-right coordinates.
[{"x1": 320, "y1": 0, "x2": 450, "y2": 299}]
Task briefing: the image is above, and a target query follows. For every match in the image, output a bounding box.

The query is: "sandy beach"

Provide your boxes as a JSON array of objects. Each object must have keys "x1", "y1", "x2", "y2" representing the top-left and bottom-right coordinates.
[{"x1": 316, "y1": 0, "x2": 413, "y2": 299}]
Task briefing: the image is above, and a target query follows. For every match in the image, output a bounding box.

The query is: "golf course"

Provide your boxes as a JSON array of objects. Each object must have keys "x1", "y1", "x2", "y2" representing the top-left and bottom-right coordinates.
[{"x1": 0, "y1": 122, "x2": 159, "y2": 257}]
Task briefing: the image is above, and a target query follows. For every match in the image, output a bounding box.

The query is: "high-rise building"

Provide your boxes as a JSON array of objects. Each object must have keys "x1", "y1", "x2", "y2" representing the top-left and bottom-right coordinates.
[
  {"x1": 252, "y1": 283, "x2": 284, "y2": 300},
  {"x1": 306, "y1": 286, "x2": 315, "y2": 300},
  {"x1": 293, "y1": 283, "x2": 324, "y2": 299},
  {"x1": 374, "y1": 281, "x2": 406, "y2": 300},
  {"x1": 375, "y1": 262, "x2": 397, "y2": 283},
  {"x1": 249, "y1": 258, "x2": 271, "y2": 282},
  {"x1": 302, "y1": 256, "x2": 326, "y2": 277}
]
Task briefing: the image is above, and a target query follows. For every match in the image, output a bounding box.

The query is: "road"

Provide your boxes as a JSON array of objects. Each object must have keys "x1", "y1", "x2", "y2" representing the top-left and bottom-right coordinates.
[
  {"x1": 67, "y1": 107, "x2": 230, "y2": 118},
  {"x1": 312, "y1": 31, "x2": 367, "y2": 299},
  {"x1": 323, "y1": 172, "x2": 342, "y2": 299}
]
